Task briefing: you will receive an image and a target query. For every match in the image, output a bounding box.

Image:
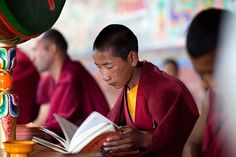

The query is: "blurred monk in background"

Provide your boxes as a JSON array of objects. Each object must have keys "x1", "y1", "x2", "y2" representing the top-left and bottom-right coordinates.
[
  {"x1": 29, "y1": 29, "x2": 110, "y2": 136},
  {"x1": 182, "y1": 8, "x2": 234, "y2": 157},
  {"x1": 162, "y1": 58, "x2": 179, "y2": 77}
]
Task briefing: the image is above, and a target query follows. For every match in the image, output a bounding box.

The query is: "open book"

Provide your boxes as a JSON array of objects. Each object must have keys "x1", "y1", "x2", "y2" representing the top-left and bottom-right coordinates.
[{"x1": 32, "y1": 111, "x2": 118, "y2": 154}]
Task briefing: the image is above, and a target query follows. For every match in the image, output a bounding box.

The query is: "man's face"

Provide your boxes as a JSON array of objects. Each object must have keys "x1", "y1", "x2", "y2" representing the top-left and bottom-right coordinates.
[
  {"x1": 163, "y1": 63, "x2": 178, "y2": 77},
  {"x1": 33, "y1": 40, "x2": 53, "y2": 72},
  {"x1": 93, "y1": 49, "x2": 133, "y2": 89},
  {"x1": 191, "y1": 52, "x2": 215, "y2": 89}
]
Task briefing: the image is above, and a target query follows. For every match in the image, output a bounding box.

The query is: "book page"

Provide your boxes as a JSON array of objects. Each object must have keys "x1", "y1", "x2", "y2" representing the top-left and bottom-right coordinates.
[
  {"x1": 39, "y1": 127, "x2": 67, "y2": 148},
  {"x1": 54, "y1": 114, "x2": 79, "y2": 146},
  {"x1": 69, "y1": 123, "x2": 116, "y2": 153},
  {"x1": 32, "y1": 136, "x2": 68, "y2": 154},
  {"x1": 72, "y1": 112, "x2": 118, "y2": 138},
  {"x1": 69, "y1": 122, "x2": 107, "y2": 151}
]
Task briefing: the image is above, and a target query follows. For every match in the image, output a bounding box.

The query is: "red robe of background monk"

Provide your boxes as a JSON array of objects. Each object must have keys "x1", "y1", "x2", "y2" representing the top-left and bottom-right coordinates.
[
  {"x1": 108, "y1": 61, "x2": 199, "y2": 157},
  {"x1": 201, "y1": 90, "x2": 235, "y2": 157},
  {"x1": 37, "y1": 72, "x2": 54, "y2": 105},
  {"x1": 13, "y1": 49, "x2": 40, "y2": 124}
]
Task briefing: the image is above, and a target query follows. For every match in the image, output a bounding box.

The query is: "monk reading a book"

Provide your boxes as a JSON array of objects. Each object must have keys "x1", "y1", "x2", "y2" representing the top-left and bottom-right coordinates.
[{"x1": 92, "y1": 24, "x2": 199, "y2": 157}]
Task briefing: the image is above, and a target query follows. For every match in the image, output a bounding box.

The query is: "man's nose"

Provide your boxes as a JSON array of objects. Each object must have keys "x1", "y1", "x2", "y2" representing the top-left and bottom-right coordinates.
[{"x1": 102, "y1": 70, "x2": 111, "y2": 82}]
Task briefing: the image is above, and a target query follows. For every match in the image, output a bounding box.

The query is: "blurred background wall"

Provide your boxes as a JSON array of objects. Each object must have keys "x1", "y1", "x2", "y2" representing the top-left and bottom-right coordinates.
[{"x1": 18, "y1": 0, "x2": 236, "y2": 110}]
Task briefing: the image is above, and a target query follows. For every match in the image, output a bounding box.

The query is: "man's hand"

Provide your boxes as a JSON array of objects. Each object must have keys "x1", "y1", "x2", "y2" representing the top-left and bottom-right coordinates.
[
  {"x1": 103, "y1": 125, "x2": 152, "y2": 152},
  {"x1": 26, "y1": 122, "x2": 40, "y2": 127}
]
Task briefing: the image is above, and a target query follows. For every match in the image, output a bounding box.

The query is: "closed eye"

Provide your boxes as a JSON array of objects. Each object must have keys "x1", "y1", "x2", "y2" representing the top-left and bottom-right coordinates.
[
  {"x1": 94, "y1": 63, "x2": 101, "y2": 69},
  {"x1": 106, "y1": 66, "x2": 114, "y2": 69}
]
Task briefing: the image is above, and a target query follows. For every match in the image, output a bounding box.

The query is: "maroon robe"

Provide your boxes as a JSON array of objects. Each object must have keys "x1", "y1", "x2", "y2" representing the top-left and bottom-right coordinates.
[
  {"x1": 37, "y1": 72, "x2": 55, "y2": 105},
  {"x1": 201, "y1": 90, "x2": 234, "y2": 157},
  {"x1": 108, "y1": 61, "x2": 199, "y2": 157},
  {"x1": 43, "y1": 56, "x2": 110, "y2": 135},
  {"x1": 13, "y1": 49, "x2": 40, "y2": 124}
]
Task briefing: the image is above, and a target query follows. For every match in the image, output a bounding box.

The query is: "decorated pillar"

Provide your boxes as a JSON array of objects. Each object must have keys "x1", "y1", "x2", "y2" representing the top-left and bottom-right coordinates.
[
  {"x1": 0, "y1": 0, "x2": 65, "y2": 148},
  {"x1": 0, "y1": 47, "x2": 18, "y2": 149}
]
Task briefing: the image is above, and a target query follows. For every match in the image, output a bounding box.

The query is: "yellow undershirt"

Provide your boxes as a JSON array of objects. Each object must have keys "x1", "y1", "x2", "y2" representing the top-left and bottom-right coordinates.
[{"x1": 127, "y1": 83, "x2": 139, "y2": 122}]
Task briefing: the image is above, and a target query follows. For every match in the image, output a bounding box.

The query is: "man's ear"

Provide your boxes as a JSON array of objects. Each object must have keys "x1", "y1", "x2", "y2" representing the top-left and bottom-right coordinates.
[{"x1": 127, "y1": 51, "x2": 139, "y2": 67}]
